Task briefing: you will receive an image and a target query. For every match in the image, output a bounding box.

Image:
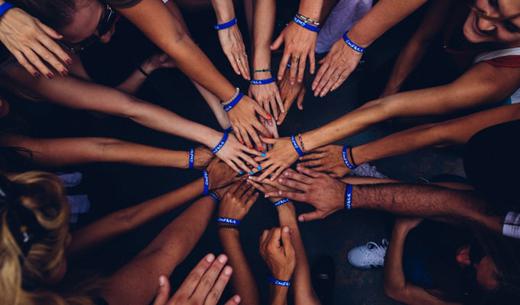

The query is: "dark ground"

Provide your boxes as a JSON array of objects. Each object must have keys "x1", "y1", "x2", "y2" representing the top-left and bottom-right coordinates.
[{"x1": 6, "y1": 2, "x2": 470, "y2": 305}]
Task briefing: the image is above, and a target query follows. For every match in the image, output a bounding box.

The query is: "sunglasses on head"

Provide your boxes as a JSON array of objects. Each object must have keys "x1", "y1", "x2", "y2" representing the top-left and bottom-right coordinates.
[{"x1": 62, "y1": 3, "x2": 119, "y2": 53}]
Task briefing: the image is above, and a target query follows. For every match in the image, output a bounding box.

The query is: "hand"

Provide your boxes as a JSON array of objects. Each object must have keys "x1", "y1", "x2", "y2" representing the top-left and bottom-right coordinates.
[
  {"x1": 395, "y1": 217, "x2": 423, "y2": 233},
  {"x1": 255, "y1": 137, "x2": 299, "y2": 181},
  {"x1": 263, "y1": 167, "x2": 346, "y2": 222},
  {"x1": 194, "y1": 146, "x2": 214, "y2": 169},
  {"x1": 0, "y1": 8, "x2": 71, "y2": 78},
  {"x1": 218, "y1": 180, "x2": 258, "y2": 221},
  {"x1": 152, "y1": 254, "x2": 241, "y2": 305},
  {"x1": 271, "y1": 22, "x2": 317, "y2": 85},
  {"x1": 277, "y1": 70, "x2": 305, "y2": 126},
  {"x1": 227, "y1": 95, "x2": 272, "y2": 150},
  {"x1": 247, "y1": 176, "x2": 297, "y2": 202},
  {"x1": 207, "y1": 158, "x2": 240, "y2": 190},
  {"x1": 141, "y1": 53, "x2": 177, "y2": 74},
  {"x1": 259, "y1": 227, "x2": 296, "y2": 281},
  {"x1": 248, "y1": 71, "x2": 284, "y2": 121},
  {"x1": 312, "y1": 38, "x2": 363, "y2": 97},
  {"x1": 213, "y1": 132, "x2": 262, "y2": 174},
  {"x1": 298, "y1": 145, "x2": 350, "y2": 177},
  {"x1": 218, "y1": 25, "x2": 250, "y2": 80}
]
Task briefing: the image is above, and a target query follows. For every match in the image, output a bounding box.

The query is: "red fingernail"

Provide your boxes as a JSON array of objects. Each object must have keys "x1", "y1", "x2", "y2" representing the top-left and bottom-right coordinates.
[
  {"x1": 33, "y1": 72, "x2": 41, "y2": 78},
  {"x1": 267, "y1": 115, "x2": 272, "y2": 120},
  {"x1": 47, "y1": 73, "x2": 54, "y2": 79},
  {"x1": 66, "y1": 59, "x2": 73, "y2": 65}
]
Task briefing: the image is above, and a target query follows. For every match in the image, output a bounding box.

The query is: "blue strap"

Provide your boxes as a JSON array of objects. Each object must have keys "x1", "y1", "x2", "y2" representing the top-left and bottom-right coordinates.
[
  {"x1": 223, "y1": 127, "x2": 233, "y2": 133},
  {"x1": 208, "y1": 191, "x2": 220, "y2": 204},
  {"x1": 214, "y1": 18, "x2": 237, "y2": 30},
  {"x1": 342, "y1": 145, "x2": 357, "y2": 170},
  {"x1": 290, "y1": 135, "x2": 304, "y2": 157},
  {"x1": 223, "y1": 92, "x2": 244, "y2": 112},
  {"x1": 273, "y1": 198, "x2": 290, "y2": 207},
  {"x1": 342, "y1": 31, "x2": 365, "y2": 54},
  {"x1": 203, "y1": 170, "x2": 210, "y2": 195},
  {"x1": 344, "y1": 184, "x2": 353, "y2": 210},
  {"x1": 251, "y1": 77, "x2": 275, "y2": 85},
  {"x1": 292, "y1": 16, "x2": 320, "y2": 33},
  {"x1": 211, "y1": 132, "x2": 229, "y2": 154},
  {"x1": 217, "y1": 217, "x2": 241, "y2": 226},
  {"x1": 0, "y1": 2, "x2": 14, "y2": 18},
  {"x1": 188, "y1": 148, "x2": 195, "y2": 169},
  {"x1": 268, "y1": 276, "x2": 291, "y2": 287}
]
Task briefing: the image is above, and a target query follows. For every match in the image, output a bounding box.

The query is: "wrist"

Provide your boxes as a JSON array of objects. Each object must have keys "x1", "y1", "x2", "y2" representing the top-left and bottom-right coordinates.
[
  {"x1": 203, "y1": 130, "x2": 224, "y2": 149},
  {"x1": 347, "y1": 27, "x2": 372, "y2": 48},
  {"x1": 212, "y1": 0, "x2": 235, "y2": 23}
]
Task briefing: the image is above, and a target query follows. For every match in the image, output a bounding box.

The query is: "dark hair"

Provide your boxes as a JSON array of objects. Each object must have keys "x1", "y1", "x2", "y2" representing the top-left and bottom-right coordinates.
[{"x1": 10, "y1": 0, "x2": 76, "y2": 29}]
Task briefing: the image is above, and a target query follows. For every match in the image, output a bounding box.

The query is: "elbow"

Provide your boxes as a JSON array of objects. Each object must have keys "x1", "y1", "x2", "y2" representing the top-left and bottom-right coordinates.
[
  {"x1": 111, "y1": 209, "x2": 139, "y2": 232},
  {"x1": 384, "y1": 283, "x2": 406, "y2": 302}
]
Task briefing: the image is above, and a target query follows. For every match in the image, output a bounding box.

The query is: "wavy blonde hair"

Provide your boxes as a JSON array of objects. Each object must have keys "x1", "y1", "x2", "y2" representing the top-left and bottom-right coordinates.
[{"x1": 0, "y1": 171, "x2": 96, "y2": 305}]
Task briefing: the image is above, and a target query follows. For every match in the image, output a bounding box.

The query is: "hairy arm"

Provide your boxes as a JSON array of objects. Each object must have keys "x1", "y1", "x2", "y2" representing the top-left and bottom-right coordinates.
[{"x1": 69, "y1": 178, "x2": 204, "y2": 255}]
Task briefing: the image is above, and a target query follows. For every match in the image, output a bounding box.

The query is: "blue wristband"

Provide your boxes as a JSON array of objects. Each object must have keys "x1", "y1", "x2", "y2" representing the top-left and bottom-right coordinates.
[
  {"x1": 251, "y1": 77, "x2": 275, "y2": 85},
  {"x1": 188, "y1": 148, "x2": 195, "y2": 169},
  {"x1": 211, "y1": 132, "x2": 229, "y2": 154},
  {"x1": 223, "y1": 92, "x2": 244, "y2": 112},
  {"x1": 342, "y1": 32, "x2": 365, "y2": 54},
  {"x1": 292, "y1": 16, "x2": 320, "y2": 33},
  {"x1": 290, "y1": 135, "x2": 304, "y2": 157},
  {"x1": 203, "y1": 170, "x2": 210, "y2": 195},
  {"x1": 223, "y1": 126, "x2": 233, "y2": 133},
  {"x1": 273, "y1": 198, "x2": 290, "y2": 207},
  {"x1": 0, "y1": 2, "x2": 14, "y2": 18},
  {"x1": 342, "y1": 145, "x2": 357, "y2": 170},
  {"x1": 217, "y1": 217, "x2": 241, "y2": 226},
  {"x1": 268, "y1": 276, "x2": 291, "y2": 287},
  {"x1": 344, "y1": 184, "x2": 353, "y2": 210},
  {"x1": 208, "y1": 191, "x2": 220, "y2": 204},
  {"x1": 214, "y1": 18, "x2": 237, "y2": 30}
]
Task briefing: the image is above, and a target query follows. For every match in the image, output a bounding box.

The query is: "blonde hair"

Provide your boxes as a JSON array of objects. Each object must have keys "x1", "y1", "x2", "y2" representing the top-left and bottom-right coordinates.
[{"x1": 0, "y1": 171, "x2": 96, "y2": 305}]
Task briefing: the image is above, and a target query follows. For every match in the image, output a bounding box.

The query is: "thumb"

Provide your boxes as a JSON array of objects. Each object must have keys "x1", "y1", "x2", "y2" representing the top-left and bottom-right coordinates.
[
  {"x1": 270, "y1": 32, "x2": 284, "y2": 51},
  {"x1": 298, "y1": 210, "x2": 323, "y2": 222},
  {"x1": 281, "y1": 226, "x2": 294, "y2": 253},
  {"x1": 37, "y1": 21, "x2": 63, "y2": 39},
  {"x1": 153, "y1": 276, "x2": 171, "y2": 305},
  {"x1": 297, "y1": 89, "x2": 305, "y2": 110}
]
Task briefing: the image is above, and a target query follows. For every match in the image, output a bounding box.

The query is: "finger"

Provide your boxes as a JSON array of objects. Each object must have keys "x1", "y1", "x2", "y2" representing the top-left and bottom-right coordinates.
[
  {"x1": 297, "y1": 88, "x2": 305, "y2": 111},
  {"x1": 22, "y1": 48, "x2": 53, "y2": 78},
  {"x1": 31, "y1": 43, "x2": 68, "y2": 75},
  {"x1": 289, "y1": 54, "x2": 299, "y2": 84},
  {"x1": 239, "y1": 127, "x2": 254, "y2": 149},
  {"x1": 298, "y1": 159, "x2": 323, "y2": 168},
  {"x1": 238, "y1": 53, "x2": 250, "y2": 80},
  {"x1": 228, "y1": 179, "x2": 243, "y2": 195},
  {"x1": 253, "y1": 101, "x2": 273, "y2": 121},
  {"x1": 252, "y1": 119, "x2": 271, "y2": 139},
  {"x1": 269, "y1": 97, "x2": 279, "y2": 120},
  {"x1": 275, "y1": 89, "x2": 284, "y2": 115},
  {"x1": 224, "y1": 158, "x2": 241, "y2": 174},
  {"x1": 224, "y1": 295, "x2": 242, "y2": 305},
  {"x1": 260, "y1": 136, "x2": 277, "y2": 145},
  {"x1": 312, "y1": 59, "x2": 330, "y2": 91},
  {"x1": 36, "y1": 21, "x2": 63, "y2": 39},
  {"x1": 192, "y1": 255, "x2": 228, "y2": 301},
  {"x1": 12, "y1": 51, "x2": 38, "y2": 77},
  {"x1": 298, "y1": 210, "x2": 324, "y2": 222},
  {"x1": 265, "y1": 190, "x2": 306, "y2": 202},
  {"x1": 203, "y1": 265, "x2": 233, "y2": 305},
  {"x1": 316, "y1": 67, "x2": 337, "y2": 97},
  {"x1": 282, "y1": 169, "x2": 313, "y2": 184},
  {"x1": 247, "y1": 179, "x2": 268, "y2": 193},
  {"x1": 236, "y1": 180, "x2": 251, "y2": 198},
  {"x1": 277, "y1": 111, "x2": 288, "y2": 126},
  {"x1": 249, "y1": 176, "x2": 279, "y2": 188},
  {"x1": 152, "y1": 276, "x2": 171, "y2": 305},
  {"x1": 233, "y1": 157, "x2": 252, "y2": 174},
  {"x1": 176, "y1": 254, "x2": 215, "y2": 295},
  {"x1": 239, "y1": 153, "x2": 259, "y2": 169},
  {"x1": 268, "y1": 228, "x2": 282, "y2": 249},
  {"x1": 241, "y1": 144, "x2": 262, "y2": 157},
  {"x1": 330, "y1": 70, "x2": 349, "y2": 91},
  {"x1": 309, "y1": 49, "x2": 316, "y2": 75},
  {"x1": 299, "y1": 152, "x2": 325, "y2": 161},
  {"x1": 233, "y1": 125, "x2": 245, "y2": 144},
  {"x1": 296, "y1": 165, "x2": 322, "y2": 178},
  {"x1": 227, "y1": 54, "x2": 241, "y2": 75},
  {"x1": 319, "y1": 71, "x2": 339, "y2": 97},
  {"x1": 278, "y1": 177, "x2": 308, "y2": 191},
  {"x1": 271, "y1": 32, "x2": 284, "y2": 51},
  {"x1": 245, "y1": 192, "x2": 259, "y2": 209},
  {"x1": 297, "y1": 53, "x2": 307, "y2": 83},
  {"x1": 277, "y1": 50, "x2": 291, "y2": 80},
  {"x1": 281, "y1": 226, "x2": 295, "y2": 256},
  {"x1": 256, "y1": 162, "x2": 275, "y2": 181},
  {"x1": 246, "y1": 126, "x2": 264, "y2": 151},
  {"x1": 36, "y1": 35, "x2": 71, "y2": 65},
  {"x1": 260, "y1": 229, "x2": 269, "y2": 246},
  {"x1": 270, "y1": 166, "x2": 286, "y2": 181}
]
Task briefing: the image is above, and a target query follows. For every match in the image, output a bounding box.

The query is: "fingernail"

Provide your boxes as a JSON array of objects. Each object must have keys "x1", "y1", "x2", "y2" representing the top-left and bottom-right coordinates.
[
  {"x1": 206, "y1": 254, "x2": 215, "y2": 262},
  {"x1": 249, "y1": 171, "x2": 255, "y2": 175},
  {"x1": 261, "y1": 153, "x2": 266, "y2": 157},
  {"x1": 238, "y1": 171, "x2": 244, "y2": 176},
  {"x1": 34, "y1": 72, "x2": 41, "y2": 78},
  {"x1": 218, "y1": 254, "x2": 228, "y2": 263},
  {"x1": 284, "y1": 172, "x2": 289, "y2": 176},
  {"x1": 278, "y1": 178, "x2": 284, "y2": 183},
  {"x1": 234, "y1": 295, "x2": 241, "y2": 303},
  {"x1": 257, "y1": 165, "x2": 262, "y2": 171},
  {"x1": 265, "y1": 194, "x2": 270, "y2": 198},
  {"x1": 267, "y1": 115, "x2": 272, "y2": 120},
  {"x1": 159, "y1": 276, "x2": 166, "y2": 286},
  {"x1": 66, "y1": 59, "x2": 73, "y2": 65},
  {"x1": 224, "y1": 266, "x2": 233, "y2": 275},
  {"x1": 47, "y1": 73, "x2": 54, "y2": 79},
  {"x1": 61, "y1": 70, "x2": 68, "y2": 76},
  {"x1": 283, "y1": 226, "x2": 290, "y2": 233}
]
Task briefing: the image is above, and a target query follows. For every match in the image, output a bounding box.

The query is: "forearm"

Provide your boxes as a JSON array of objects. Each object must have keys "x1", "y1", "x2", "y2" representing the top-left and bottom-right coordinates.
[
  {"x1": 269, "y1": 286, "x2": 289, "y2": 305},
  {"x1": 116, "y1": 68, "x2": 148, "y2": 94},
  {"x1": 351, "y1": 183, "x2": 502, "y2": 233},
  {"x1": 384, "y1": 40, "x2": 428, "y2": 91},
  {"x1": 383, "y1": 224, "x2": 408, "y2": 293},
  {"x1": 353, "y1": 104, "x2": 520, "y2": 166},
  {"x1": 211, "y1": 0, "x2": 236, "y2": 23},
  {"x1": 193, "y1": 81, "x2": 231, "y2": 129},
  {"x1": 348, "y1": 0, "x2": 428, "y2": 47},
  {"x1": 118, "y1": 0, "x2": 237, "y2": 101},
  {"x1": 252, "y1": 0, "x2": 276, "y2": 70},
  {"x1": 69, "y1": 178, "x2": 204, "y2": 255},
  {"x1": 219, "y1": 229, "x2": 260, "y2": 305},
  {"x1": 298, "y1": 0, "x2": 324, "y2": 20},
  {"x1": 277, "y1": 203, "x2": 317, "y2": 300}
]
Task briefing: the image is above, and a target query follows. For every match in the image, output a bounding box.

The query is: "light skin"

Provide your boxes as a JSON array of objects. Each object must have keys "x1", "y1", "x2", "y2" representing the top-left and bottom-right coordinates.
[{"x1": 0, "y1": 1, "x2": 71, "y2": 77}]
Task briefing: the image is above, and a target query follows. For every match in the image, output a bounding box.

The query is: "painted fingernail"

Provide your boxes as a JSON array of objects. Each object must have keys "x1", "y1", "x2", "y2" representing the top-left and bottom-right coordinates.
[
  {"x1": 206, "y1": 253, "x2": 215, "y2": 262},
  {"x1": 249, "y1": 171, "x2": 255, "y2": 175},
  {"x1": 238, "y1": 171, "x2": 244, "y2": 176},
  {"x1": 257, "y1": 165, "x2": 262, "y2": 171},
  {"x1": 47, "y1": 73, "x2": 54, "y2": 79},
  {"x1": 66, "y1": 58, "x2": 73, "y2": 65},
  {"x1": 33, "y1": 72, "x2": 41, "y2": 78},
  {"x1": 261, "y1": 153, "x2": 267, "y2": 157},
  {"x1": 218, "y1": 254, "x2": 228, "y2": 263}
]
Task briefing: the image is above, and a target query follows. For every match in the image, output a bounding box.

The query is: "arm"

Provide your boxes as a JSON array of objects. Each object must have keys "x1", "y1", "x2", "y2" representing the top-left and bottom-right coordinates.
[
  {"x1": 0, "y1": 135, "x2": 212, "y2": 169},
  {"x1": 384, "y1": 219, "x2": 460, "y2": 305},
  {"x1": 381, "y1": 0, "x2": 452, "y2": 97}
]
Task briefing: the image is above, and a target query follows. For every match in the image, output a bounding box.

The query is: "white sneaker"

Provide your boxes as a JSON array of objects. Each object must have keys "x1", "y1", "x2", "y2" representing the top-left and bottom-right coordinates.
[{"x1": 347, "y1": 239, "x2": 388, "y2": 269}]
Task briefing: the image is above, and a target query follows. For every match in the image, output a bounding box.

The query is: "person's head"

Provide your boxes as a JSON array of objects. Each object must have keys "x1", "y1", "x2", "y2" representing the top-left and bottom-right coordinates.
[
  {"x1": 12, "y1": 0, "x2": 119, "y2": 52},
  {"x1": 0, "y1": 172, "x2": 72, "y2": 305},
  {"x1": 463, "y1": 0, "x2": 520, "y2": 46},
  {"x1": 0, "y1": 96, "x2": 9, "y2": 118}
]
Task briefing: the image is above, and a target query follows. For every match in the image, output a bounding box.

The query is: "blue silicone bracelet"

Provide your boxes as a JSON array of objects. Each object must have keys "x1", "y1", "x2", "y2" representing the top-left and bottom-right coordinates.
[
  {"x1": 342, "y1": 145, "x2": 357, "y2": 170},
  {"x1": 188, "y1": 148, "x2": 195, "y2": 169},
  {"x1": 268, "y1": 276, "x2": 291, "y2": 287},
  {"x1": 342, "y1": 31, "x2": 365, "y2": 54},
  {"x1": 209, "y1": 191, "x2": 220, "y2": 204},
  {"x1": 273, "y1": 198, "x2": 290, "y2": 207},
  {"x1": 292, "y1": 16, "x2": 320, "y2": 33},
  {"x1": 0, "y1": 2, "x2": 14, "y2": 18},
  {"x1": 214, "y1": 18, "x2": 237, "y2": 30},
  {"x1": 223, "y1": 126, "x2": 233, "y2": 133},
  {"x1": 251, "y1": 77, "x2": 275, "y2": 85},
  {"x1": 203, "y1": 170, "x2": 210, "y2": 195},
  {"x1": 344, "y1": 184, "x2": 353, "y2": 210},
  {"x1": 290, "y1": 135, "x2": 304, "y2": 157},
  {"x1": 223, "y1": 92, "x2": 244, "y2": 112},
  {"x1": 211, "y1": 132, "x2": 229, "y2": 154},
  {"x1": 217, "y1": 217, "x2": 241, "y2": 226}
]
